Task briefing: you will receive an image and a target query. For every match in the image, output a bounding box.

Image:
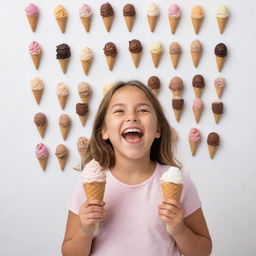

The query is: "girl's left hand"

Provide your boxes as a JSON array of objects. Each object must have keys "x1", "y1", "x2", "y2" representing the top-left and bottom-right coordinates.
[{"x1": 158, "y1": 199, "x2": 185, "y2": 236}]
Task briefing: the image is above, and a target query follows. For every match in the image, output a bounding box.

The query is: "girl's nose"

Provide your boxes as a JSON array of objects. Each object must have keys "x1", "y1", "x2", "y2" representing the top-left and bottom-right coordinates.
[{"x1": 126, "y1": 112, "x2": 138, "y2": 122}]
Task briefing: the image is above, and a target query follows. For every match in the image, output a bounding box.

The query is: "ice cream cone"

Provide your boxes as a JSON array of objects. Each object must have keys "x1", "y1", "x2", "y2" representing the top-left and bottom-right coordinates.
[
  {"x1": 37, "y1": 156, "x2": 48, "y2": 171},
  {"x1": 217, "y1": 17, "x2": 227, "y2": 34},
  {"x1": 31, "y1": 54, "x2": 41, "y2": 69},
  {"x1": 150, "y1": 88, "x2": 160, "y2": 97},
  {"x1": 59, "y1": 126, "x2": 70, "y2": 140},
  {"x1": 151, "y1": 52, "x2": 161, "y2": 68},
  {"x1": 170, "y1": 53, "x2": 180, "y2": 69},
  {"x1": 161, "y1": 182, "x2": 183, "y2": 201},
  {"x1": 79, "y1": 114, "x2": 88, "y2": 127},
  {"x1": 58, "y1": 58, "x2": 69, "y2": 73},
  {"x1": 36, "y1": 124, "x2": 46, "y2": 138},
  {"x1": 171, "y1": 90, "x2": 182, "y2": 97},
  {"x1": 81, "y1": 59, "x2": 92, "y2": 75},
  {"x1": 32, "y1": 89, "x2": 43, "y2": 104},
  {"x1": 57, "y1": 157, "x2": 67, "y2": 171},
  {"x1": 189, "y1": 141, "x2": 199, "y2": 156},
  {"x1": 80, "y1": 17, "x2": 91, "y2": 32},
  {"x1": 173, "y1": 109, "x2": 182, "y2": 122},
  {"x1": 208, "y1": 145, "x2": 217, "y2": 159},
  {"x1": 27, "y1": 15, "x2": 38, "y2": 32},
  {"x1": 214, "y1": 113, "x2": 221, "y2": 124},
  {"x1": 192, "y1": 17, "x2": 203, "y2": 34},
  {"x1": 102, "y1": 16, "x2": 113, "y2": 32},
  {"x1": 83, "y1": 182, "x2": 106, "y2": 201},
  {"x1": 147, "y1": 15, "x2": 157, "y2": 32},
  {"x1": 124, "y1": 16, "x2": 135, "y2": 32},
  {"x1": 216, "y1": 56, "x2": 225, "y2": 72},
  {"x1": 56, "y1": 17, "x2": 67, "y2": 33},
  {"x1": 169, "y1": 17, "x2": 180, "y2": 34},
  {"x1": 191, "y1": 51, "x2": 201, "y2": 68},
  {"x1": 131, "y1": 52, "x2": 141, "y2": 68},
  {"x1": 58, "y1": 95, "x2": 68, "y2": 110},
  {"x1": 215, "y1": 86, "x2": 224, "y2": 98},
  {"x1": 193, "y1": 87, "x2": 203, "y2": 98},
  {"x1": 79, "y1": 95, "x2": 90, "y2": 104},
  {"x1": 105, "y1": 56, "x2": 116, "y2": 71}
]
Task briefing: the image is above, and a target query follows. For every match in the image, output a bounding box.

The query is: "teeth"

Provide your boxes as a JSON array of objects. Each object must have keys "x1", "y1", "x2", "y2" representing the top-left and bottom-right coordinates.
[{"x1": 123, "y1": 128, "x2": 142, "y2": 134}]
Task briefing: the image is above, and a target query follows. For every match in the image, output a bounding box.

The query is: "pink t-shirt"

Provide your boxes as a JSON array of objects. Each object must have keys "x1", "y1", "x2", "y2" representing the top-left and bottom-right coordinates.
[{"x1": 68, "y1": 163, "x2": 201, "y2": 256}]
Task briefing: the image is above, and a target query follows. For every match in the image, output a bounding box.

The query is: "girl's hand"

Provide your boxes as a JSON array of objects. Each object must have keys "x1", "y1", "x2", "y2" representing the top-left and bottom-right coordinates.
[
  {"x1": 79, "y1": 200, "x2": 105, "y2": 236},
  {"x1": 158, "y1": 199, "x2": 185, "y2": 236}
]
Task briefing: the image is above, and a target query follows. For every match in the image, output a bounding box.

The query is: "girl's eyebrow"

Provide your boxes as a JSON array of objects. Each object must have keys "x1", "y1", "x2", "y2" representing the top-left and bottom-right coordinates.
[{"x1": 111, "y1": 103, "x2": 152, "y2": 109}]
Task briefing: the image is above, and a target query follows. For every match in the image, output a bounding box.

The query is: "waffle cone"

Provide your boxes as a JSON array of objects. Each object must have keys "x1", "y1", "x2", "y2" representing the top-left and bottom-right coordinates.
[
  {"x1": 131, "y1": 52, "x2": 142, "y2": 68},
  {"x1": 193, "y1": 87, "x2": 203, "y2": 98},
  {"x1": 81, "y1": 59, "x2": 92, "y2": 75},
  {"x1": 105, "y1": 56, "x2": 116, "y2": 71},
  {"x1": 102, "y1": 16, "x2": 113, "y2": 32},
  {"x1": 57, "y1": 156, "x2": 67, "y2": 171},
  {"x1": 216, "y1": 56, "x2": 225, "y2": 72},
  {"x1": 217, "y1": 17, "x2": 227, "y2": 34},
  {"x1": 193, "y1": 108, "x2": 202, "y2": 123},
  {"x1": 214, "y1": 113, "x2": 221, "y2": 124},
  {"x1": 189, "y1": 141, "x2": 199, "y2": 156},
  {"x1": 56, "y1": 17, "x2": 67, "y2": 33},
  {"x1": 27, "y1": 15, "x2": 38, "y2": 32},
  {"x1": 192, "y1": 17, "x2": 203, "y2": 34},
  {"x1": 161, "y1": 182, "x2": 183, "y2": 201},
  {"x1": 171, "y1": 89, "x2": 182, "y2": 97},
  {"x1": 31, "y1": 54, "x2": 41, "y2": 69},
  {"x1": 173, "y1": 109, "x2": 182, "y2": 122},
  {"x1": 32, "y1": 89, "x2": 43, "y2": 104},
  {"x1": 80, "y1": 17, "x2": 91, "y2": 32},
  {"x1": 170, "y1": 53, "x2": 180, "y2": 69},
  {"x1": 124, "y1": 16, "x2": 135, "y2": 32},
  {"x1": 147, "y1": 15, "x2": 158, "y2": 32},
  {"x1": 208, "y1": 144, "x2": 217, "y2": 159},
  {"x1": 58, "y1": 58, "x2": 69, "y2": 73},
  {"x1": 79, "y1": 113, "x2": 88, "y2": 127},
  {"x1": 36, "y1": 124, "x2": 46, "y2": 138},
  {"x1": 59, "y1": 125, "x2": 70, "y2": 140},
  {"x1": 151, "y1": 52, "x2": 161, "y2": 68},
  {"x1": 169, "y1": 17, "x2": 180, "y2": 34},
  {"x1": 37, "y1": 156, "x2": 48, "y2": 171},
  {"x1": 191, "y1": 51, "x2": 201, "y2": 68},
  {"x1": 83, "y1": 182, "x2": 106, "y2": 201},
  {"x1": 215, "y1": 86, "x2": 224, "y2": 98},
  {"x1": 58, "y1": 95, "x2": 68, "y2": 110}
]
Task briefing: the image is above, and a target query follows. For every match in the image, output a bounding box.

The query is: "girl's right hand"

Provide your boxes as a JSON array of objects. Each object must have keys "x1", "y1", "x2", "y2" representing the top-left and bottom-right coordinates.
[{"x1": 79, "y1": 200, "x2": 105, "y2": 236}]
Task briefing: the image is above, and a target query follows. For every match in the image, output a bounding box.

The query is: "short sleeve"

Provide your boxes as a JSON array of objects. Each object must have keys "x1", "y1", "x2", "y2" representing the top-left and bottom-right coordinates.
[
  {"x1": 67, "y1": 176, "x2": 86, "y2": 215},
  {"x1": 180, "y1": 171, "x2": 202, "y2": 218}
]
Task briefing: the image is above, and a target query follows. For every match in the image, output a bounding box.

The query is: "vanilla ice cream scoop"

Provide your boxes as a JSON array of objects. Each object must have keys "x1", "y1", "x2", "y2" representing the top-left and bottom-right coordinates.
[
  {"x1": 81, "y1": 159, "x2": 106, "y2": 183},
  {"x1": 160, "y1": 166, "x2": 184, "y2": 185}
]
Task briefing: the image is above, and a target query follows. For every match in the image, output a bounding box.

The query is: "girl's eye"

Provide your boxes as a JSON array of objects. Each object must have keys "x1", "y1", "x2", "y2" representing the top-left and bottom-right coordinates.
[
  {"x1": 138, "y1": 109, "x2": 149, "y2": 113},
  {"x1": 113, "y1": 109, "x2": 124, "y2": 113}
]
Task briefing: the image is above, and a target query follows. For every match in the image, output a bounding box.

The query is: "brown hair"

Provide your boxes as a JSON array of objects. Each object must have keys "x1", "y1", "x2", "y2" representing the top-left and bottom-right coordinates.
[{"x1": 82, "y1": 80, "x2": 181, "y2": 169}]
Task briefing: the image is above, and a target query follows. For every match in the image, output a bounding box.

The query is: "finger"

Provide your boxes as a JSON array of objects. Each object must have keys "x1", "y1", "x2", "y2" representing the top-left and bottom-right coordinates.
[
  {"x1": 162, "y1": 199, "x2": 181, "y2": 208},
  {"x1": 159, "y1": 214, "x2": 175, "y2": 225},
  {"x1": 158, "y1": 209, "x2": 177, "y2": 219},
  {"x1": 84, "y1": 205, "x2": 105, "y2": 214},
  {"x1": 159, "y1": 204, "x2": 179, "y2": 215},
  {"x1": 85, "y1": 212, "x2": 104, "y2": 220},
  {"x1": 83, "y1": 200, "x2": 105, "y2": 207}
]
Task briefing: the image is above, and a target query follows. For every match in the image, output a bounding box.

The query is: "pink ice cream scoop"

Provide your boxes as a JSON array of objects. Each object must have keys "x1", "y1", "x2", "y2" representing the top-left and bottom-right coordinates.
[
  {"x1": 81, "y1": 159, "x2": 106, "y2": 183},
  {"x1": 35, "y1": 143, "x2": 49, "y2": 159},
  {"x1": 25, "y1": 3, "x2": 39, "y2": 16},
  {"x1": 188, "y1": 128, "x2": 201, "y2": 142},
  {"x1": 193, "y1": 98, "x2": 203, "y2": 110},
  {"x1": 79, "y1": 4, "x2": 92, "y2": 17},
  {"x1": 29, "y1": 41, "x2": 41, "y2": 55},
  {"x1": 214, "y1": 77, "x2": 227, "y2": 87},
  {"x1": 168, "y1": 4, "x2": 181, "y2": 17}
]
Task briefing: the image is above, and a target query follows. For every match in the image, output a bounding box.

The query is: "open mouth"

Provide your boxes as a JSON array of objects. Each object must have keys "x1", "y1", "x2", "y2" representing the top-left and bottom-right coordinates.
[{"x1": 121, "y1": 127, "x2": 144, "y2": 143}]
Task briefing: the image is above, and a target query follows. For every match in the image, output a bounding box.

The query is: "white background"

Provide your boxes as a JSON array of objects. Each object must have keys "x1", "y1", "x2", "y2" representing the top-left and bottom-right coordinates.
[{"x1": 1, "y1": 0, "x2": 256, "y2": 255}]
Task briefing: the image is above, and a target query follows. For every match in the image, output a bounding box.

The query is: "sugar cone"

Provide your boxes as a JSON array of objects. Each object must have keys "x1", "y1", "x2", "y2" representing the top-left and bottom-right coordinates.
[
  {"x1": 31, "y1": 54, "x2": 41, "y2": 69},
  {"x1": 214, "y1": 113, "x2": 221, "y2": 124},
  {"x1": 216, "y1": 56, "x2": 225, "y2": 72},
  {"x1": 193, "y1": 108, "x2": 202, "y2": 123},
  {"x1": 193, "y1": 87, "x2": 203, "y2": 98},
  {"x1": 191, "y1": 51, "x2": 201, "y2": 68},
  {"x1": 57, "y1": 156, "x2": 67, "y2": 171},
  {"x1": 124, "y1": 16, "x2": 135, "y2": 32},
  {"x1": 161, "y1": 182, "x2": 183, "y2": 201},
  {"x1": 189, "y1": 141, "x2": 199, "y2": 156},
  {"x1": 131, "y1": 52, "x2": 142, "y2": 68},
  {"x1": 173, "y1": 109, "x2": 182, "y2": 122},
  {"x1": 37, "y1": 156, "x2": 48, "y2": 171},
  {"x1": 83, "y1": 182, "x2": 106, "y2": 201},
  {"x1": 208, "y1": 144, "x2": 217, "y2": 159},
  {"x1": 80, "y1": 17, "x2": 91, "y2": 32},
  {"x1": 58, "y1": 95, "x2": 68, "y2": 110},
  {"x1": 170, "y1": 53, "x2": 180, "y2": 69},
  {"x1": 192, "y1": 17, "x2": 203, "y2": 34},
  {"x1": 59, "y1": 125, "x2": 70, "y2": 140},
  {"x1": 102, "y1": 16, "x2": 114, "y2": 32},
  {"x1": 215, "y1": 86, "x2": 224, "y2": 98},
  {"x1": 56, "y1": 17, "x2": 67, "y2": 33},
  {"x1": 81, "y1": 59, "x2": 92, "y2": 75},
  {"x1": 79, "y1": 113, "x2": 88, "y2": 126},
  {"x1": 151, "y1": 52, "x2": 161, "y2": 68},
  {"x1": 147, "y1": 15, "x2": 158, "y2": 32},
  {"x1": 105, "y1": 56, "x2": 116, "y2": 71},
  {"x1": 217, "y1": 17, "x2": 227, "y2": 34},
  {"x1": 150, "y1": 88, "x2": 160, "y2": 97},
  {"x1": 169, "y1": 17, "x2": 180, "y2": 34},
  {"x1": 27, "y1": 15, "x2": 38, "y2": 32},
  {"x1": 58, "y1": 58, "x2": 69, "y2": 73},
  {"x1": 32, "y1": 89, "x2": 43, "y2": 104},
  {"x1": 36, "y1": 124, "x2": 46, "y2": 138},
  {"x1": 172, "y1": 90, "x2": 182, "y2": 97},
  {"x1": 79, "y1": 95, "x2": 90, "y2": 104}
]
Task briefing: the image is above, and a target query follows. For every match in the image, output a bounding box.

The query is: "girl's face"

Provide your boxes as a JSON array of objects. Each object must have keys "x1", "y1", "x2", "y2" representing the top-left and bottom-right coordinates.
[{"x1": 102, "y1": 86, "x2": 161, "y2": 162}]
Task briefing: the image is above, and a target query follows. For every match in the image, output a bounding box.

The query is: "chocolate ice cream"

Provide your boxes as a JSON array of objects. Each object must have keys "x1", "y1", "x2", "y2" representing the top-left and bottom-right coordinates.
[
  {"x1": 76, "y1": 103, "x2": 89, "y2": 116},
  {"x1": 56, "y1": 44, "x2": 70, "y2": 59},
  {"x1": 129, "y1": 39, "x2": 142, "y2": 53},
  {"x1": 207, "y1": 132, "x2": 220, "y2": 146},
  {"x1": 55, "y1": 144, "x2": 68, "y2": 158},
  {"x1": 212, "y1": 102, "x2": 223, "y2": 114},
  {"x1": 100, "y1": 2, "x2": 114, "y2": 17},
  {"x1": 147, "y1": 76, "x2": 160, "y2": 89},
  {"x1": 192, "y1": 74, "x2": 205, "y2": 88},
  {"x1": 103, "y1": 42, "x2": 117, "y2": 57},
  {"x1": 34, "y1": 112, "x2": 47, "y2": 126},
  {"x1": 123, "y1": 4, "x2": 136, "y2": 16},
  {"x1": 59, "y1": 114, "x2": 71, "y2": 127},
  {"x1": 172, "y1": 97, "x2": 184, "y2": 110},
  {"x1": 214, "y1": 43, "x2": 227, "y2": 57}
]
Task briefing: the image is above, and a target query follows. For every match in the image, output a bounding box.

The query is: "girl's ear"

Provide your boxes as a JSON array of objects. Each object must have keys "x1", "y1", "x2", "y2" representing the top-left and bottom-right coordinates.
[
  {"x1": 155, "y1": 126, "x2": 161, "y2": 138},
  {"x1": 101, "y1": 126, "x2": 109, "y2": 140}
]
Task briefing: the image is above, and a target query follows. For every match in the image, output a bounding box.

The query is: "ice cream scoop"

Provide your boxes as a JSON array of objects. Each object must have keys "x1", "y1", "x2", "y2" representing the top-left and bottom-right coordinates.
[
  {"x1": 35, "y1": 143, "x2": 49, "y2": 170},
  {"x1": 169, "y1": 76, "x2": 183, "y2": 96},
  {"x1": 188, "y1": 128, "x2": 201, "y2": 156},
  {"x1": 80, "y1": 47, "x2": 93, "y2": 75},
  {"x1": 129, "y1": 39, "x2": 142, "y2": 68},
  {"x1": 147, "y1": 76, "x2": 160, "y2": 96},
  {"x1": 100, "y1": 2, "x2": 114, "y2": 32},
  {"x1": 192, "y1": 74, "x2": 205, "y2": 98},
  {"x1": 25, "y1": 3, "x2": 39, "y2": 32},
  {"x1": 123, "y1": 4, "x2": 136, "y2": 32},
  {"x1": 54, "y1": 5, "x2": 68, "y2": 33},
  {"x1": 30, "y1": 77, "x2": 44, "y2": 104},
  {"x1": 56, "y1": 44, "x2": 71, "y2": 73},
  {"x1": 55, "y1": 144, "x2": 68, "y2": 170},
  {"x1": 214, "y1": 43, "x2": 227, "y2": 72},
  {"x1": 79, "y1": 4, "x2": 92, "y2": 32},
  {"x1": 207, "y1": 132, "x2": 220, "y2": 159},
  {"x1": 191, "y1": 5, "x2": 204, "y2": 34},
  {"x1": 168, "y1": 4, "x2": 181, "y2": 34},
  {"x1": 103, "y1": 42, "x2": 117, "y2": 71},
  {"x1": 147, "y1": 3, "x2": 159, "y2": 32},
  {"x1": 190, "y1": 40, "x2": 202, "y2": 68},
  {"x1": 76, "y1": 103, "x2": 89, "y2": 126},
  {"x1": 216, "y1": 5, "x2": 229, "y2": 33},
  {"x1": 34, "y1": 112, "x2": 47, "y2": 138},
  {"x1": 214, "y1": 77, "x2": 227, "y2": 98}
]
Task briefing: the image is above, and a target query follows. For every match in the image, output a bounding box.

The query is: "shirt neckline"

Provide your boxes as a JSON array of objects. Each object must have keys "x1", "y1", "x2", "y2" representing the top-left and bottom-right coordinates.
[{"x1": 107, "y1": 162, "x2": 159, "y2": 188}]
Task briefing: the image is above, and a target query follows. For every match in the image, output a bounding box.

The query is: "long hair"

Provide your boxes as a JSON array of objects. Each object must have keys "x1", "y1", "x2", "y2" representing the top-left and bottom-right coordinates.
[{"x1": 82, "y1": 80, "x2": 181, "y2": 169}]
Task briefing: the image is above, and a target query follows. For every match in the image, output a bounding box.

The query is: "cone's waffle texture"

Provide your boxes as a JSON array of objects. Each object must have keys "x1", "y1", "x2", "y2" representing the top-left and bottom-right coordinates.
[
  {"x1": 36, "y1": 124, "x2": 46, "y2": 138},
  {"x1": 32, "y1": 89, "x2": 43, "y2": 104},
  {"x1": 147, "y1": 15, "x2": 158, "y2": 32},
  {"x1": 131, "y1": 52, "x2": 141, "y2": 68},
  {"x1": 37, "y1": 156, "x2": 48, "y2": 171},
  {"x1": 58, "y1": 95, "x2": 68, "y2": 110},
  {"x1": 192, "y1": 17, "x2": 203, "y2": 34},
  {"x1": 27, "y1": 15, "x2": 38, "y2": 32},
  {"x1": 151, "y1": 52, "x2": 161, "y2": 68},
  {"x1": 193, "y1": 108, "x2": 202, "y2": 123},
  {"x1": 216, "y1": 56, "x2": 225, "y2": 72},
  {"x1": 58, "y1": 58, "x2": 69, "y2": 73},
  {"x1": 170, "y1": 53, "x2": 180, "y2": 69},
  {"x1": 215, "y1": 86, "x2": 224, "y2": 98},
  {"x1": 56, "y1": 17, "x2": 67, "y2": 33},
  {"x1": 191, "y1": 51, "x2": 201, "y2": 68},
  {"x1": 161, "y1": 182, "x2": 183, "y2": 201},
  {"x1": 173, "y1": 109, "x2": 182, "y2": 122},
  {"x1": 57, "y1": 157, "x2": 67, "y2": 171},
  {"x1": 124, "y1": 16, "x2": 135, "y2": 32},
  {"x1": 81, "y1": 59, "x2": 92, "y2": 75},
  {"x1": 208, "y1": 144, "x2": 217, "y2": 159},
  {"x1": 169, "y1": 17, "x2": 180, "y2": 34},
  {"x1": 83, "y1": 182, "x2": 106, "y2": 201},
  {"x1": 217, "y1": 17, "x2": 227, "y2": 34},
  {"x1": 193, "y1": 87, "x2": 203, "y2": 98},
  {"x1": 80, "y1": 17, "x2": 91, "y2": 32},
  {"x1": 31, "y1": 54, "x2": 41, "y2": 69},
  {"x1": 60, "y1": 126, "x2": 70, "y2": 140},
  {"x1": 102, "y1": 16, "x2": 113, "y2": 32},
  {"x1": 79, "y1": 113, "x2": 88, "y2": 127},
  {"x1": 189, "y1": 141, "x2": 199, "y2": 156},
  {"x1": 106, "y1": 56, "x2": 116, "y2": 71}
]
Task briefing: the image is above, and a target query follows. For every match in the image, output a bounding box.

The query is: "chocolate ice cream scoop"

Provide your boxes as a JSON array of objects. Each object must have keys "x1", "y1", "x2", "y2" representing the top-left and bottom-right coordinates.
[
  {"x1": 103, "y1": 42, "x2": 117, "y2": 57},
  {"x1": 169, "y1": 76, "x2": 184, "y2": 91},
  {"x1": 34, "y1": 112, "x2": 47, "y2": 126},
  {"x1": 147, "y1": 76, "x2": 160, "y2": 89},
  {"x1": 100, "y1": 2, "x2": 114, "y2": 17},
  {"x1": 172, "y1": 97, "x2": 184, "y2": 110},
  {"x1": 76, "y1": 103, "x2": 89, "y2": 116},
  {"x1": 207, "y1": 132, "x2": 220, "y2": 146},
  {"x1": 212, "y1": 102, "x2": 223, "y2": 114},
  {"x1": 129, "y1": 39, "x2": 142, "y2": 53},
  {"x1": 123, "y1": 4, "x2": 136, "y2": 16},
  {"x1": 192, "y1": 74, "x2": 205, "y2": 88},
  {"x1": 59, "y1": 114, "x2": 71, "y2": 127},
  {"x1": 214, "y1": 43, "x2": 227, "y2": 57},
  {"x1": 55, "y1": 144, "x2": 68, "y2": 158},
  {"x1": 56, "y1": 44, "x2": 70, "y2": 59}
]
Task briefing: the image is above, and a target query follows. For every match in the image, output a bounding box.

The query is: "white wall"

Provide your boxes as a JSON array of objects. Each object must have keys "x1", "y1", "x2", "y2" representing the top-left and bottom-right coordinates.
[{"x1": 1, "y1": 0, "x2": 256, "y2": 255}]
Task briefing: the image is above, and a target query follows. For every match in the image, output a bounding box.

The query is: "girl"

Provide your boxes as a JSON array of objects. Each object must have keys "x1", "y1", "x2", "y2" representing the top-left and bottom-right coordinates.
[{"x1": 62, "y1": 81, "x2": 212, "y2": 256}]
